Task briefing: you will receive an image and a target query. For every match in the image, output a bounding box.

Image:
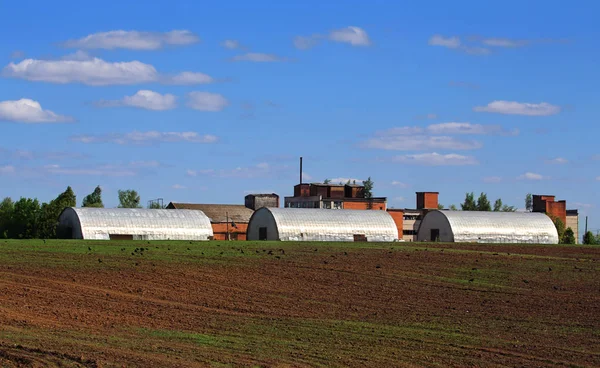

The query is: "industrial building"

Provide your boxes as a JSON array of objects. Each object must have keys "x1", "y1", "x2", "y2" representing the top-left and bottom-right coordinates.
[
  {"x1": 532, "y1": 194, "x2": 579, "y2": 243},
  {"x1": 284, "y1": 183, "x2": 387, "y2": 210},
  {"x1": 58, "y1": 207, "x2": 213, "y2": 240},
  {"x1": 166, "y1": 193, "x2": 279, "y2": 240},
  {"x1": 247, "y1": 207, "x2": 399, "y2": 242},
  {"x1": 387, "y1": 192, "x2": 439, "y2": 241},
  {"x1": 417, "y1": 210, "x2": 559, "y2": 244}
]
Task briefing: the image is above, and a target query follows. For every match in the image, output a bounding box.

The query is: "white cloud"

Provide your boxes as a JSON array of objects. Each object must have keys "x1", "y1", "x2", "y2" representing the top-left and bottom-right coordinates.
[
  {"x1": 3, "y1": 57, "x2": 213, "y2": 86},
  {"x1": 1, "y1": 148, "x2": 87, "y2": 161},
  {"x1": 428, "y1": 35, "x2": 461, "y2": 48},
  {"x1": 481, "y1": 38, "x2": 529, "y2": 47},
  {"x1": 328, "y1": 26, "x2": 371, "y2": 46},
  {"x1": 186, "y1": 169, "x2": 197, "y2": 177},
  {"x1": 483, "y1": 176, "x2": 502, "y2": 183},
  {"x1": 517, "y1": 172, "x2": 546, "y2": 180},
  {"x1": 546, "y1": 157, "x2": 568, "y2": 164},
  {"x1": 231, "y1": 52, "x2": 287, "y2": 62},
  {"x1": 164, "y1": 71, "x2": 214, "y2": 85},
  {"x1": 70, "y1": 131, "x2": 218, "y2": 145},
  {"x1": 96, "y1": 90, "x2": 176, "y2": 111},
  {"x1": 191, "y1": 163, "x2": 289, "y2": 179},
  {"x1": 426, "y1": 122, "x2": 518, "y2": 136},
  {"x1": 361, "y1": 135, "x2": 482, "y2": 151},
  {"x1": 172, "y1": 184, "x2": 187, "y2": 190},
  {"x1": 187, "y1": 92, "x2": 229, "y2": 111},
  {"x1": 61, "y1": 50, "x2": 94, "y2": 61},
  {"x1": 62, "y1": 30, "x2": 199, "y2": 50},
  {"x1": 0, "y1": 99, "x2": 74, "y2": 123},
  {"x1": 3, "y1": 57, "x2": 158, "y2": 85},
  {"x1": 221, "y1": 40, "x2": 243, "y2": 49},
  {"x1": 43, "y1": 164, "x2": 136, "y2": 177},
  {"x1": 394, "y1": 196, "x2": 405, "y2": 202},
  {"x1": 391, "y1": 181, "x2": 409, "y2": 188},
  {"x1": 473, "y1": 101, "x2": 560, "y2": 116},
  {"x1": 572, "y1": 202, "x2": 594, "y2": 209},
  {"x1": 375, "y1": 126, "x2": 423, "y2": 136},
  {"x1": 328, "y1": 177, "x2": 364, "y2": 184},
  {"x1": 462, "y1": 46, "x2": 492, "y2": 55},
  {"x1": 392, "y1": 152, "x2": 478, "y2": 166},
  {"x1": 0, "y1": 165, "x2": 16, "y2": 175},
  {"x1": 293, "y1": 35, "x2": 322, "y2": 50}
]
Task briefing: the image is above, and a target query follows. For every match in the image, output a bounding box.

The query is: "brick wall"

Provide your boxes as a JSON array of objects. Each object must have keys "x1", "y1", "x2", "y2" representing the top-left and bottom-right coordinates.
[
  {"x1": 343, "y1": 200, "x2": 386, "y2": 210},
  {"x1": 546, "y1": 200, "x2": 566, "y2": 225},
  {"x1": 387, "y1": 210, "x2": 404, "y2": 239},
  {"x1": 211, "y1": 223, "x2": 249, "y2": 241},
  {"x1": 416, "y1": 192, "x2": 439, "y2": 209}
]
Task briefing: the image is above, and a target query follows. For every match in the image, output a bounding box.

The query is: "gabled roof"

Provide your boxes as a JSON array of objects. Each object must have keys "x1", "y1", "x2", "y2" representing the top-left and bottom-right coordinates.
[{"x1": 167, "y1": 203, "x2": 254, "y2": 223}]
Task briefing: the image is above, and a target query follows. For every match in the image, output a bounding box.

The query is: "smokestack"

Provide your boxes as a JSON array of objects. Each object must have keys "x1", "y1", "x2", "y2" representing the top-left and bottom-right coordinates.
[
  {"x1": 300, "y1": 156, "x2": 303, "y2": 184},
  {"x1": 585, "y1": 216, "x2": 588, "y2": 233}
]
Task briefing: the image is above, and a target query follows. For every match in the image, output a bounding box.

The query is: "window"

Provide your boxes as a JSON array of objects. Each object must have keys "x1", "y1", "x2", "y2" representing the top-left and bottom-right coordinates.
[
  {"x1": 403, "y1": 230, "x2": 416, "y2": 235},
  {"x1": 323, "y1": 201, "x2": 332, "y2": 209},
  {"x1": 333, "y1": 201, "x2": 343, "y2": 209}
]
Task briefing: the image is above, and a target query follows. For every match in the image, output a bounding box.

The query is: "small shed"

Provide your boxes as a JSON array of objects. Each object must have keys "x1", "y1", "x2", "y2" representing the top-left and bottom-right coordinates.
[
  {"x1": 417, "y1": 210, "x2": 559, "y2": 244},
  {"x1": 246, "y1": 207, "x2": 399, "y2": 242},
  {"x1": 58, "y1": 207, "x2": 213, "y2": 240}
]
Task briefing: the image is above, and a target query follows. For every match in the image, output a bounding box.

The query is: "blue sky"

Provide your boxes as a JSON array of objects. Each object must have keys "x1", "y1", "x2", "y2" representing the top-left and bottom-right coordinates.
[{"x1": 0, "y1": 0, "x2": 598, "y2": 234}]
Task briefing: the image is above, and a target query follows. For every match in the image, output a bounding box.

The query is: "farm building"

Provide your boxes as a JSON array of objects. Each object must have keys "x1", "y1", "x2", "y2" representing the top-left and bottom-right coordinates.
[
  {"x1": 416, "y1": 210, "x2": 559, "y2": 244},
  {"x1": 58, "y1": 207, "x2": 213, "y2": 240},
  {"x1": 247, "y1": 207, "x2": 399, "y2": 242},
  {"x1": 166, "y1": 203, "x2": 254, "y2": 240}
]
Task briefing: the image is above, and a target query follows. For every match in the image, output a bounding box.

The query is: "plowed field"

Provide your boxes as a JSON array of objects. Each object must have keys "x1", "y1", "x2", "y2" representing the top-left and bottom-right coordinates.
[{"x1": 0, "y1": 240, "x2": 599, "y2": 367}]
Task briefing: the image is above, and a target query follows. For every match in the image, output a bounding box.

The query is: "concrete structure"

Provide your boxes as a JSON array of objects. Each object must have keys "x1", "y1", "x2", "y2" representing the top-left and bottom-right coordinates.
[
  {"x1": 245, "y1": 193, "x2": 280, "y2": 210},
  {"x1": 388, "y1": 192, "x2": 439, "y2": 241},
  {"x1": 58, "y1": 207, "x2": 213, "y2": 240},
  {"x1": 285, "y1": 182, "x2": 387, "y2": 210},
  {"x1": 566, "y1": 209, "x2": 579, "y2": 244},
  {"x1": 166, "y1": 203, "x2": 254, "y2": 240},
  {"x1": 533, "y1": 194, "x2": 567, "y2": 224},
  {"x1": 247, "y1": 208, "x2": 398, "y2": 242},
  {"x1": 417, "y1": 210, "x2": 559, "y2": 244}
]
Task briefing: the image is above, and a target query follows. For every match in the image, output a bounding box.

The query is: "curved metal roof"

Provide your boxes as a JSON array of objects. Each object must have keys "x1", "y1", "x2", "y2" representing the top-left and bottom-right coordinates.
[
  {"x1": 248, "y1": 208, "x2": 398, "y2": 242},
  {"x1": 58, "y1": 207, "x2": 213, "y2": 240},
  {"x1": 419, "y1": 210, "x2": 559, "y2": 244}
]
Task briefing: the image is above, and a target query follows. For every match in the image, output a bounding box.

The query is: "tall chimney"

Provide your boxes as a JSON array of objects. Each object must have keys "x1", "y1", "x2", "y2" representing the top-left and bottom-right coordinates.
[{"x1": 300, "y1": 156, "x2": 303, "y2": 184}]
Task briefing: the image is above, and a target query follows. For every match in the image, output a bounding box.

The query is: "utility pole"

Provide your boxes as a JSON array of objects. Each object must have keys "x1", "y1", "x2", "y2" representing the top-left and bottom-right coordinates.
[
  {"x1": 226, "y1": 211, "x2": 229, "y2": 241},
  {"x1": 585, "y1": 216, "x2": 588, "y2": 234}
]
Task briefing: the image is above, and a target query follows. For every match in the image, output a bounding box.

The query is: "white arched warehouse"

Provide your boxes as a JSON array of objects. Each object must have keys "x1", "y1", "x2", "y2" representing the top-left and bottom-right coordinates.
[
  {"x1": 417, "y1": 210, "x2": 559, "y2": 244},
  {"x1": 58, "y1": 207, "x2": 214, "y2": 240},
  {"x1": 246, "y1": 208, "x2": 399, "y2": 242}
]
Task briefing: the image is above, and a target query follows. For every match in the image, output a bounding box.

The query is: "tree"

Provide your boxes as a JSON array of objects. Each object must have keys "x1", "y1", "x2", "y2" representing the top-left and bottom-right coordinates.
[
  {"x1": 476, "y1": 193, "x2": 492, "y2": 211},
  {"x1": 118, "y1": 189, "x2": 142, "y2": 208},
  {"x1": 323, "y1": 179, "x2": 331, "y2": 184},
  {"x1": 493, "y1": 198, "x2": 503, "y2": 212},
  {"x1": 362, "y1": 177, "x2": 374, "y2": 199},
  {"x1": 583, "y1": 231, "x2": 597, "y2": 245},
  {"x1": 10, "y1": 197, "x2": 41, "y2": 239},
  {"x1": 82, "y1": 186, "x2": 104, "y2": 208},
  {"x1": 449, "y1": 204, "x2": 458, "y2": 211},
  {"x1": 437, "y1": 203, "x2": 444, "y2": 210},
  {"x1": 552, "y1": 216, "x2": 566, "y2": 243},
  {"x1": 501, "y1": 204, "x2": 517, "y2": 212},
  {"x1": 38, "y1": 186, "x2": 77, "y2": 239},
  {"x1": 0, "y1": 197, "x2": 14, "y2": 238},
  {"x1": 461, "y1": 192, "x2": 477, "y2": 211},
  {"x1": 148, "y1": 201, "x2": 165, "y2": 209},
  {"x1": 525, "y1": 193, "x2": 533, "y2": 212},
  {"x1": 562, "y1": 227, "x2": 576, "y2": 244}
]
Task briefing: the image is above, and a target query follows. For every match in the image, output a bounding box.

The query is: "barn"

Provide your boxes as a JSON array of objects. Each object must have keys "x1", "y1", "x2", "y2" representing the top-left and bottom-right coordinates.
[
  {"x1": 246, "y1": 207, "x2": 399, "y2": 242},
  {"x1": 416, "y1": 210, "x2": 559, "y2": 244},
  {"x1": 58, "y1": 207, "x2": 213, "y2": 240}
]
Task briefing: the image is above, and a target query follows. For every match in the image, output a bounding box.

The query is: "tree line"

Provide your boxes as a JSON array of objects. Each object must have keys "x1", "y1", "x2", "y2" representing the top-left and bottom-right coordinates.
[
  {"x1": 0, "y1": 186, "x2": 152, "y2": 239},
  {"x1": 438, "y1": 192, "x2": 517, "y2": 212}
]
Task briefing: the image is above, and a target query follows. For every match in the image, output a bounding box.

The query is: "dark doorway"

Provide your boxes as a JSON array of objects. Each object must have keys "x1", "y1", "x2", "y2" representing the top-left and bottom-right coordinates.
[
  {"x1": 109, "y1": 234, "x2": 134, "y2": 240},
  {"x1": 430, "y1": 229, "x2": 440, "y2": 241},
  {"x1": 353, "y1": 234, "x2": 367, "y2": 242},
  {"x1": 258, "y1": 227, "x2": 267, "y2": 241}
]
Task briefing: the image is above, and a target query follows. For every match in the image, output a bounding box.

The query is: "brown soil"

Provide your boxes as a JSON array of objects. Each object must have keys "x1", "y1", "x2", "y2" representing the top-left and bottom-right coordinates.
[{"x1": 0, "y1": 241, "x2": 598, "y2": 367}]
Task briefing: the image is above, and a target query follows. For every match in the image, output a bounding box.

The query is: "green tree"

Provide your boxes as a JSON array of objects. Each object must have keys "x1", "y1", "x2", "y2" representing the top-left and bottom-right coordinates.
[
  {"x1": 552, "y1": 216, "x2": 566, "y2": 243},
  {"x1": 82, "y1": 186, "x2": 104, "y2": 208},
  {"x1": 583, "y1": 231, "x2": 597, "y2": 245},
  {"x1": 118, "y1": 189, "x2": 142, "y2": 208},
  {"x1": 493, "y1": 198, "x2": 503, "y2": 211},
  {"x1": 476, "y1": 193, "x2": 492, "y2": 211},
  {"x1": 562, "y1": 227, "x2": 576, "y2": 244},
  {"x1": 323, "y1": 178, "x2": 331, "y2": 184},
  {"x1": 437, "y1": 203, "x2": 444, "y2": 210},
  {"x1": 147, "y1": 201, "x2": 165, "y2": 209},
  {"x1": 449, "y1": 204, "x2": 458, "y2": 211},
  {"x1": 362, "y1": 177, "x2": 374, "y2": 199},
  {"x1": 461, "y1": 192, "x2": 477, "y2": 211},
  {"x1": 0, "y1": 197, "x2": 14, "y2": 238},
  {"x1": 10, "y1": 197, "x2": 41, "y2": 239},
  {"x1": 38, "y1": 186, "x2": 77, "y2": 239},
  {"x1": 501, "y1": 204, "x2": 517, "y2": 212},
  {"x1": 525, "y1": 193, "x2": 533, "y2": 212}
]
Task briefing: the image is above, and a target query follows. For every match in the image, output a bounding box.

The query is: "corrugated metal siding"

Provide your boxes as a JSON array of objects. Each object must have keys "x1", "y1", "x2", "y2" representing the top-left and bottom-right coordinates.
[
  {"x1": 418, "y1": 210, "x2": 559, "y2": 244},
  {"x1": 247, "y1": 208, "x2": 398, "y2": 242},
  {"x1": 59, "y1": 208, "x2": 213, "y2": 240}
]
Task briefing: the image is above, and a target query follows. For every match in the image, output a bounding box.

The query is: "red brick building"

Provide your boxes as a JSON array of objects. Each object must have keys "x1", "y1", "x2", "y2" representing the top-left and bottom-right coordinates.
[{"x1": 284, "y1": 183, "x2": 387, "y2": 210}]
